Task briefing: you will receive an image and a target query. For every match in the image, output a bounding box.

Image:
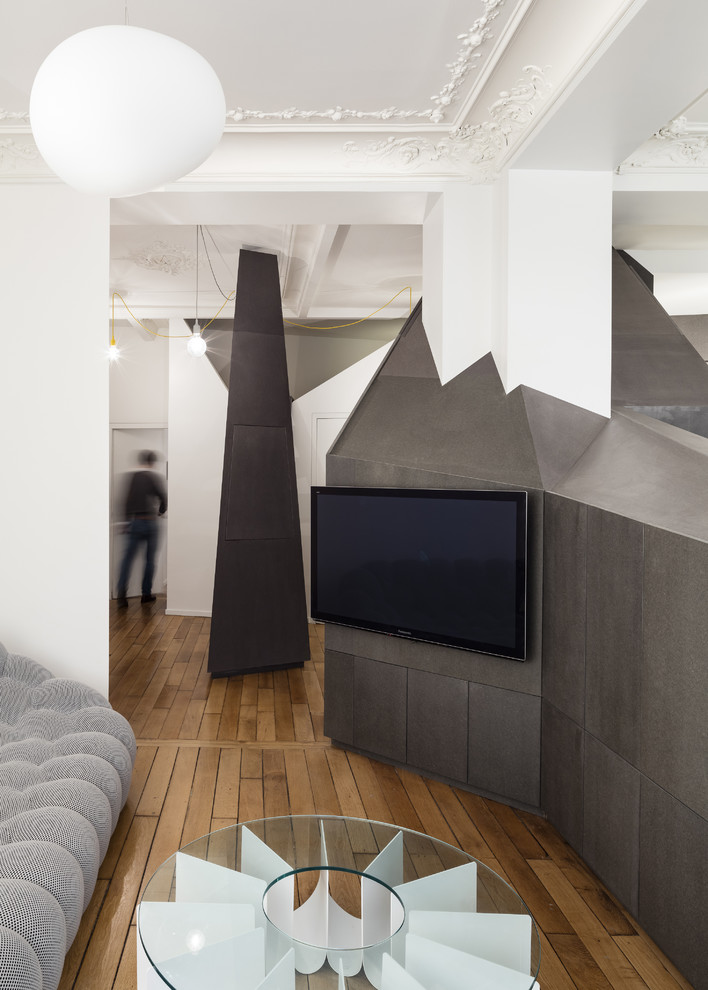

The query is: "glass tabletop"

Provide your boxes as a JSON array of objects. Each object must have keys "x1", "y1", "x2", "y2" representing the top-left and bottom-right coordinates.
[{"x1": 138, "y1": 814, "x2": 541, "y2": 990}]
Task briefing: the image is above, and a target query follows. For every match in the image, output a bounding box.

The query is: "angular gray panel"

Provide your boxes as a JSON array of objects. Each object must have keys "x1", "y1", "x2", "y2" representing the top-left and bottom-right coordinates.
[
  {"x1": 233, "y1": 249, "x2": 287, "y2": 335},
  {"x1": 612, "y1": 334, "x2": 708, "y2": 405},
  {"x1": 225, "y1": 426, "x2": 297, "y2": 541},
  {"x1": 353, "y1": 657, "x2": 407, "y2": 763},
  {"x1": 673, "y1": 313, "x2": 708, "y2": 360},
  {"x1": 542, "y1": 495, "x2": 586, "y2": 725},
  {"x1": 583, "y1": 734, "x2": 640, "y2": 915},
  {"x1": 585, "y1": 507, "x2": 643, "y2": 764},
  {"x1": 229, "y1": 332, "x2": 293, "y2": 425},
  {"x1": 407, "y1": 669, "x2": 468, "y2": 782},
  {"x1": 211, "y1": 539, "x2": 309, "y2": 674},
  {"x1": 325, "y1": 455, "x2": 357, "y2": 487},
  {"x1": 642, "y1": 526, "x2": 708, "y2": 819},
  {"x1": 557, "y1": 410, "x2": 708, "y2": 543},
  {"x1": 639, "y1": 778, "x2": 708, "y2": 990},
  {"x1": 612, "y1": 250, "x2": 681, "y2": 338},
  {"x1": 378, "y1": 302, "x2": 439, "y2": 380},
  {"x1": 468, "y1": 684, "x2": 541, "y2": 808},
  {"x1": 330, "y1": 353, "x2": 543, "y2": 489},
  {"x1": 541, "y1": 701, "x2": 584, "y2": 853},
  {"x1": 203, "y1": 319, "x2": 234, "y2": 387},
  {"x1": 612, "y1": 251, "x2": 708, "y2": 405},
  {"x1": 323, "y1": 649, "x2": 354, "y2": 746},
  {"x1": 521, "y1": 386, "x2": 606, "y2": 490}
]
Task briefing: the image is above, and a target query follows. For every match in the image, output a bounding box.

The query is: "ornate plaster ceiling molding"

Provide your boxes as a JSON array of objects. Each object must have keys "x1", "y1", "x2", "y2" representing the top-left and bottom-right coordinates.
[
  {"x1": 129, "y1": 241, "x2": 199, "y2": 276},
  {"x1": 0, "y1": 109, "x2": 30, "y2": 126},
  {"x1": 0, "y1": 137, "x2": 44, "y2": 174},
  {"x1": 6, "y1": 1, "x2": 510, "y2": 137},
  {"x1": 225, "y1": 0, "x2": 507, "y2": 128},
  {"x1": 618, "y1": 117, "x2": 708, "y2": 172},
  {"x1": 341, "y1": 65, "x2": 552, "y2": 179}
]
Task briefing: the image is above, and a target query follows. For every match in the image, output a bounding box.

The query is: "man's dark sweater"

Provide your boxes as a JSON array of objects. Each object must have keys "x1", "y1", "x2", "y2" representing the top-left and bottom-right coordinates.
[{"x1": 125, "y1": 470, "x2": 167, "y2": 519}]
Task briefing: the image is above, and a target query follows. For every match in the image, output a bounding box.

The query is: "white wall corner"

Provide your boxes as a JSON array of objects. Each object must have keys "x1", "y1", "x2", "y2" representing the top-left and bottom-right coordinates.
[
  {"x1": 166, "y1": 319, "x2": 228, "y2": 616},
  {"x1": 499, "y1": 169, "x2": 613, "y2": 417},
  {"x1": 423, "y1": 183, "x2": 494, "y2": 386}
]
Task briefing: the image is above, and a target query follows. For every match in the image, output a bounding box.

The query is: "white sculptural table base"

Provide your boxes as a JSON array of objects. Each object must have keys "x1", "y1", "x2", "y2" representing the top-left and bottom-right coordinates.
[{"x1": 137, "y1": 815, "x2": 541, "y2": 990}]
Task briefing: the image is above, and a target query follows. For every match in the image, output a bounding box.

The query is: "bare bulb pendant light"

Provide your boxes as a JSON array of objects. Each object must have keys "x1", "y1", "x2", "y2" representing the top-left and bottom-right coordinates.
[
  {"x1": 30, "y1": 25, "x2": 225, "y2": 197},
  {"x1": 188, "y1": 225, "x2": 207, "y2": 357}
]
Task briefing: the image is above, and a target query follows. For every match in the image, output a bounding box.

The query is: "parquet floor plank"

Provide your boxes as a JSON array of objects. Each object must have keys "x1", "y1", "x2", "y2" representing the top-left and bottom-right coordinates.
[
  {"x1": 548, "y1": 933, "x2": 615, "y2": 990},
  {"x1": 57, "y1": 879, "x2": 109, "y2": 990},
  {"x1": 204, "y1": 674, "x2": 228, "y2": 714},
  {"x1": 212, "y1": 746, "x2": 242, "y2": 820},
  {"x1": 284, "y1": 748, "x2": 315, "y2": 814},
  {"x1": 181, "y1": 745, "x2": 220, "y2": 846},
  {"x1": 346, "y1": 753, "x2": 393, "y2": 824},
  {"x1": 216, "y1": 678, "x2": 242, "y2": 740},
  {"x1": 394, "y1": 766, "x2": 458, "y2": 845},
  {"x1": 135, "y1": 744, "x2": 178, "y2": 817},
  {"x1": 305, "y1": 747, "x2": 341, "y2": 815},
  {"x1": 264, "y1": 749, "x2": 290, "y2": 818},
  {"x1": 424, "y1": 778, "x2": 495, "y2": 865},
  {"x1": 138, "y1": 746, "x2": 199, "y2": 898},
  {"x1": 326, "y1": 748, "x2": 367, "y2": 818},
  {"x1": 73, "y1": 816, "x2": 158, "y2": 990},
  {"x1": 99, "y1": 744, "x2": 156, "y2": 878},
  {"x1": 614, "y1": 936, "x2": 694, "y2": 990}
]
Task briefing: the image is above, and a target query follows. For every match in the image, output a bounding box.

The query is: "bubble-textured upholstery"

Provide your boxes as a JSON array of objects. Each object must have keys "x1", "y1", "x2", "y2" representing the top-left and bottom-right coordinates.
[{"x1": 0, "y1": 641, "x2": 136, "y2": 990}]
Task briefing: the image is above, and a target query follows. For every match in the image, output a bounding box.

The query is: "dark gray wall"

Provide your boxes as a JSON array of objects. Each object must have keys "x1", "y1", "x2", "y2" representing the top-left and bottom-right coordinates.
[
  {"x1": 322, "y1": 259, "x2": 708, "y2": 989},
  {"x1": 543, "y1": 499, "x2": 708, "y2": 987},
  {"x1": 208, "y1": 250, "x2": 310, "y2": 676}
]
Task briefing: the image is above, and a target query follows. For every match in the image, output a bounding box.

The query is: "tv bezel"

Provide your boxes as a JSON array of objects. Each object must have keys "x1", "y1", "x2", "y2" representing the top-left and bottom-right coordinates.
[{"x1": 310, "y1": 486, "x2": 528, "y2": 661}]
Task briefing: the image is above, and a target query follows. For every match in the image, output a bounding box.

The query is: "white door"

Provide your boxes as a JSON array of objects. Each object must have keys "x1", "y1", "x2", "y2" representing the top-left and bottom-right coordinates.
[
  {"x1": 312, "y1": 415, "x2": 348, "y2": 486},
  {"x1": 111, "y1": 428, "x2": 168, "y2": 599}
]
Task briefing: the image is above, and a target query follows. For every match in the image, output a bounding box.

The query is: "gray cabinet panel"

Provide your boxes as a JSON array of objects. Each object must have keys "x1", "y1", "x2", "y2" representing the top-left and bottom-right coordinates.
[
  {"x1": 469, "y1": 684, "x2": 540, "y2": 808},
  {"x1": 408, "y1": 668, "x2": 468, "y2": 783},
  {"x1": 585, "y1": 507, "x2": 643, "y2": 765},
  {"x1": 353, "y1": 657, "x2": 407, "y2": 763},
  {"x1": 583, "y1": 734, "x2": 640, "y2": 915}
]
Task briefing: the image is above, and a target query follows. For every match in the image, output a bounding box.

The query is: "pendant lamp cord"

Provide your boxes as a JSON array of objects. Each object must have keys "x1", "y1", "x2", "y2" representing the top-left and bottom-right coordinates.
[{"x1": 195, "y1": 225, "x2": 199, "y2": 326}]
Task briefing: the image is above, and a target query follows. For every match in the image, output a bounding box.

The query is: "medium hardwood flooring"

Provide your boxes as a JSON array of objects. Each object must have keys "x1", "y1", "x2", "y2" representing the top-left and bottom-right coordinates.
[{"x1": 57, "y1": 596, "x2": 694, "y2": 990}]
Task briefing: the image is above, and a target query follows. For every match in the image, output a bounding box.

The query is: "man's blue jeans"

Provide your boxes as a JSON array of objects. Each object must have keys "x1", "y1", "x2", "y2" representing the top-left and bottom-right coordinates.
[{"x1": 117, "y1": 518, "x2": 159, "y2": 598}]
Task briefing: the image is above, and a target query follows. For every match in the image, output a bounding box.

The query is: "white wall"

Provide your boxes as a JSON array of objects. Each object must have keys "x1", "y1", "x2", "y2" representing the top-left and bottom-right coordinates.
[
  {"x1": 497, "y1": 170, "x2": 613, "y2": 418},
  {"x1": 0, "y1": 184, "x2": 110, "y2": 695},
  {"x1": 109, "y1": 324, "x2": 168, "y2": 425},
  {"x1": 423, "y1": 183, "x2": 494, "y2": 384},
  {"x1": 292, "y1": 342, "x2": 393, "y2": 614},
  {"x1": 166, "y1": 320, "x2": 227, "y2": 615}
]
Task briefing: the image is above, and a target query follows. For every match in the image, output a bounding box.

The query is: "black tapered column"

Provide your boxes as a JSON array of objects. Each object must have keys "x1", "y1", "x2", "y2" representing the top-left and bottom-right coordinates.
[{"x1": 208, "y1": 249, "x2": 310, "y2": 676}]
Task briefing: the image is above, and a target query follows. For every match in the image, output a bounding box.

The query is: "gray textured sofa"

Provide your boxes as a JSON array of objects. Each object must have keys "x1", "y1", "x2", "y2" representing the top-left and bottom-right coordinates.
[{"x1": 0, "y1": 641, "x2": 136, "y2": 990}]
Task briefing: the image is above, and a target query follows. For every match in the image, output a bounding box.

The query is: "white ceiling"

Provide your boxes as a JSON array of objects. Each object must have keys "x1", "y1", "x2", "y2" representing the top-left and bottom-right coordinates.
[{"x1": 3, "y1": 0, "x2": 708, "y2": 322}]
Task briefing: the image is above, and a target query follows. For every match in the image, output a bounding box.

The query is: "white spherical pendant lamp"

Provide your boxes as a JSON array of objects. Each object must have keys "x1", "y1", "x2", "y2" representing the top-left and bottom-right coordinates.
[{"x1": 29, "y1": 25, "x2": 226, "y2": 197}]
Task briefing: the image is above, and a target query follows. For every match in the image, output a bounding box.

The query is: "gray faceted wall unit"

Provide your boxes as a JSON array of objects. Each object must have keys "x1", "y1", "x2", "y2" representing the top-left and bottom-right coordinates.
[
  {"x1": 324, "y1": 300, "x2": 605, "y2": 813},
  {"x1": 208, "y1": 249, "x2": 310, "y2": 677},
  {"x1": 543, "y1": 253, "x2": 708, "y2": 990},
  {"x1": 322, "y1": 256, "x2": 708, "y2": 989}
]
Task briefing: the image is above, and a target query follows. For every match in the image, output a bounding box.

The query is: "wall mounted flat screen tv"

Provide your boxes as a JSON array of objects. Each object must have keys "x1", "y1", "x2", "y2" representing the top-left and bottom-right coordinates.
[{"x1": 311, "y1": 487, "x2": 528, "y2": 661}]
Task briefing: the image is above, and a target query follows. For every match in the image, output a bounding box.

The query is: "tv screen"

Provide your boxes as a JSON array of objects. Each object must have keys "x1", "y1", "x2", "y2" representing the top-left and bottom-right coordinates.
[{"x1": 311, "y1": 487, "x2": 527, "y2": 661}]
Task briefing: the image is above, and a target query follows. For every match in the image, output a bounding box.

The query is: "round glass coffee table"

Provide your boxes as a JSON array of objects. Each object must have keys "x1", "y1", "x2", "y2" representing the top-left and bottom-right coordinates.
[{"x1": 137, "y1": 815, "x2": 541, "y2": 990}]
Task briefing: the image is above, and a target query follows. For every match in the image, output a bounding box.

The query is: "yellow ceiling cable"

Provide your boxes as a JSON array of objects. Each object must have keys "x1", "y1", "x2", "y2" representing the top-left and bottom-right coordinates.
[
  {"x1": 112, "y1": 289, "x2": 236, "y2": 339},
  {"x1": 284, "y1": 286, "x2": 412, "y2": 329},
  {"x1": 111, "y1": 285, "x2": 412, "y2": 345}
]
